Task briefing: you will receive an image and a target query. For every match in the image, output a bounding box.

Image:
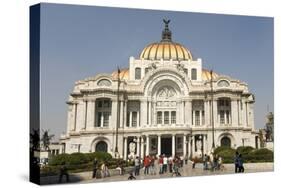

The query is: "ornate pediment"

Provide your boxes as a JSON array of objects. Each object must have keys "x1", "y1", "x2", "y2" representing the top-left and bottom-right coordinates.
[{"x1": 157, "y1": 86, "x2": 176, "y2": 99}]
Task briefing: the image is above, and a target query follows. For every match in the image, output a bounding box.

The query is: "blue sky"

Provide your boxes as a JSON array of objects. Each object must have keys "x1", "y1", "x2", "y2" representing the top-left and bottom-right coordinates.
[{"x1": 39, "y1": 3, "x2": 273, "y2": 140}]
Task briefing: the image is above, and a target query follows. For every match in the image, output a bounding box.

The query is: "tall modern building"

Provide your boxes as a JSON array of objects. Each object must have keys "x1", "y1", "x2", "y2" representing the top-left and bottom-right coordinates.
[{"x1": 60, "y1": 20, "x2": 259, "y2": 159}]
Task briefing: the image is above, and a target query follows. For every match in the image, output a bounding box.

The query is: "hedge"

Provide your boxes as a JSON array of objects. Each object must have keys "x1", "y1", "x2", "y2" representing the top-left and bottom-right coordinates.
[
  {"x1": 42, "y1": 152, "x2": 131, "y2": 176},
  {"x1": 49, "y1": 152, "x2": 112, "y2": 166},
  {"x1": 214, "y1": 146, "x2": 273, "y2": 163}
]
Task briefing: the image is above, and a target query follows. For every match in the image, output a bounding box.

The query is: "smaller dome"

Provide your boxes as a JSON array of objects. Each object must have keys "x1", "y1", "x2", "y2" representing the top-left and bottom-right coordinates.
[
  {"x1": 201, "y1": 69, "x2": 219, "y2": 81},
  {"x1": 111, "y1": 68, "x2": 129, "y2": 80}
]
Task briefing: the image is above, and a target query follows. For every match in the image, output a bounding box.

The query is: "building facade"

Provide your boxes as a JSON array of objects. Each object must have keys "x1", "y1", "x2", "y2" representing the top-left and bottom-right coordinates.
[{"x1": 60, "y1": 20, "x2": 259, "y2": 159}]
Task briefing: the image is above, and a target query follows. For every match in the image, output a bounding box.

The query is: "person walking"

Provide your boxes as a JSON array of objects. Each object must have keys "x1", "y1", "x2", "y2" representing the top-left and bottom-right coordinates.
[
  {"x1": 134, "y1": 156, "x2": 140, "y2": 176},
  {"x1": 150, "y1": 156, "x2": 156, "y2": 175},
  {"x1": 238, "y1": 154, "x2": 244, "y2": 173},
  {"x1": 92, "y1": 158, "x2": 98, "y2": 178},
  {"x1": 58, "y1": 162, "x2": 69, "y2": 183},
  {"x1": 168, "y1": 155, "x2": 173, "y2": 173},
  {"x1": 143, "y1": 155, "x2": 150, "y2": 175},
  {"x1": 158, "y1": 155, "x2": 163, "y2": 174},
  {"x1": 203, "y1": 154, "x2": 208, "y2": 170},
  {"x1": 163, "y1": 154, "x2": 168, "y2": 173},
  {"x1": 234, "y1": 151, "x2": 240, "y2": 173}
]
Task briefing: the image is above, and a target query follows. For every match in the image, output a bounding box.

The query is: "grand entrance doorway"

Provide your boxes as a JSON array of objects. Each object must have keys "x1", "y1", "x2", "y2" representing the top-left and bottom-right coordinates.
[{"x1": 161, "y1": 137, "x2": 172, "y2": 156}]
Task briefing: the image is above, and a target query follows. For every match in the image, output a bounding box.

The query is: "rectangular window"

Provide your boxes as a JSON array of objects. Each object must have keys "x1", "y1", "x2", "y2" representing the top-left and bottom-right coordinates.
[
  {"x1": 103, "y1": 112, "x2": 110, "y2": 127},
  {"x1": 220, "y1": 110, "x2": 225, "y2": 124},
  {"x1": 226, "y1": 110, "x2": 230, "y2": 124},
  {"x1": 132, "y1": 112, "x2": 137, "y2": 127},
  {"x1": 202, "y1": 111, "x2": 205, "y2": 125},
  {"x1": 157, "y1": 111, "x2": 162, "y2": 124},
  {"x1": 164, "y1": 111, "x2": 169, "y2": 124},
  {"x1": 191, "y1": 68, "x2": 197, "y2": 80},
  {"x1": 176, "y1": 137, "x2": 183, "y2": 150},
  {"x1": 103, "y1": 100, "x2": 110, "y2": 108},
  {"x1": 145, "y1": 68, "x2": 149, "y2": 74},
  {"x1": 135, "y1": 68, "x2": 141, "y2": 80},
  {"x1": 195, "y1": 111, "x2": 200, "y2": 126},
  {"x1": 171, "y1": 111, "x2": 176, "y2": 124},
  {"x1": 97, "y1": 112, "x2": 102, "y2": 127},
  {"x1": 126, "y1": 112, "x2": 130, "y2": 127}
]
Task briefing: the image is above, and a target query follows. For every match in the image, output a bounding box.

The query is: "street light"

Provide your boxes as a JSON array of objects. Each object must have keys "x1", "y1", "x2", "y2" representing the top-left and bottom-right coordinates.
[
  {"x1": 115, "y1": 67, "x2": 121, "y2": 158},
  {"x1": 210, "y1": 70, "x2": 215, "y2": 150}
]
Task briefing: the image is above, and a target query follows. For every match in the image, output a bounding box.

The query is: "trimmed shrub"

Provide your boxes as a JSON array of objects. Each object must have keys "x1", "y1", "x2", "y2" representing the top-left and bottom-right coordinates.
[
  {"x1": 236, "y1": 146, "x2": 254, "y2": 155},
  {"x1": 214, "y1": 147, "x2": 236, "y2": 163},
  {"x1": 48, "y1": 153, "x2": 70, "y2": 166}
]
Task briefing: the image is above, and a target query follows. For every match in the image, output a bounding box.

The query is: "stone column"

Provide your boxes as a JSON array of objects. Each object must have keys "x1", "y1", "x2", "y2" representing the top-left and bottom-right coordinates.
[
  {"x1": 204, "y1": 100, "x2": 209, "y2": 127},
  {"x1": 183, "y1": 135, "x2": 187, "y2": 157},
  {"x1": 101, "y1": 113, "x2": 104, "y2": 127},
  {"x1": 146, "y1": 135, "x2": 150, "y2": 156},
  {"x1": 192, "y1": 111, "x2": 195, "y2": 126},
  {"x1": 192, "y1": 135, "x2": 195, "y2": 156},
  {"x1": 129, "y1": 111, "x2": 132, "y2": 127},
  {"x1": 91, "y1": 100, "x2": 96, "y2": 128},
  {"x1": 120, "y1": 100, "x2": 124, "y2": 128},
  {"x1": 137, "y1": 137, "x2": 140, "y2": 157},
  {"x1": 188, "y1": 138, "x2": 191, "y2": 158},
  {"x1": 203, "y1": 134, "x2": 207, "y2": 154},
  {"x1": 140, "y1": 101, "x2": 147, "y2": 127},
  {"x1": 186, "y1": 100, "x2": 192, "y2": 127},
  {"x1": 158, "y1": 135, "x2": 161, "y2": 156},
  {"x1": 141, "y1": 137, "x2": 144, "y2": 159},
  {"x1": 148, "y1": 102, "x2": 151, "y2": 125},
  {"x1": 124, "y1": 137, "x2": 128, "y2": 160},
  {"x1": 181, "y1": 101, "x2": 185, "y2": 124},
  {"x1": 73, "y1": 103, "x2": 78, "y2": 131},
  {"x1": 83, "y1": 100, "x2": 88, "y2": 130},
  {"x1": 172, "y1": 134, "x2": 175, "y2": 157},
  {"x1": 231, "y1": 100, "x2": 238, "y2": 126},
  {"x1": 199, "y1": 110, "x2": 202, "y2": 126},
  {"x1": 176, "y1": 102, "x2": 180, "y2": 124},
  {"x1": 111, "y1": 100, "x2": 117, "y2": 128},
  {"x1": 162, "y1": 111, "x2": 164, "y2": 125},
  {"x1": 137, "y1": 111, "x2": 140, "y2": 127},
  {"x1": 213, "y1": 100, "x2": 218, "y2": 126},
  {"x1": 124, "y1": 100, "x2": 127, "y2": 127}
]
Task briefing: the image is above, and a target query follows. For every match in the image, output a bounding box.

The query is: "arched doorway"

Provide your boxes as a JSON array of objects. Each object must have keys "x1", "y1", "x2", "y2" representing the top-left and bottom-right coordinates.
[
  {"x1": 95, "y1": 141, "x2": 108, "y2": 152},
  {"x1": 221, "y1": 136, "x2": 231, "y2": 148}
]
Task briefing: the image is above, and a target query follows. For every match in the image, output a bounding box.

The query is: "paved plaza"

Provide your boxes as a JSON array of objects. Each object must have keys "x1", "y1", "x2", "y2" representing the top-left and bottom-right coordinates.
[{"x1": 40, "y1": 162, "x2": 273, "y2": 185}]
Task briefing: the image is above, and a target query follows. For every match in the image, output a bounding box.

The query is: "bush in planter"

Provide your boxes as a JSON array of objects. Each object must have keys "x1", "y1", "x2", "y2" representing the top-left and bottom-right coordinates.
[
  {"x1": 236, "y1": 146, "x2": 254, "y2": 155},
  {"x1": 48, "y1": 153, "x2": 70, "y2": 166},
  {"x1": 84, "y1": 152, "x2": 112, "y2": 163},
  {"x1": 214, "y1": 147, "x2": 236, "y2": 163}
]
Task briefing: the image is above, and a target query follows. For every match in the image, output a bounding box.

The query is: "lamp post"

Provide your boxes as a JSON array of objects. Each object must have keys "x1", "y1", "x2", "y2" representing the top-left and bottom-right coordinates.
[
  {"x1": 210, "y1": 70, "x2": 215, "y2": 150},
  {"x1": 115, "y1": 67, "x2": 121, "y2": 158}
]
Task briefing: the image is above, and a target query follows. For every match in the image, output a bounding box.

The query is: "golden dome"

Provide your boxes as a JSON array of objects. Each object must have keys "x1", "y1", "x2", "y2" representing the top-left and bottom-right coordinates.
[
  {"x1": 111, "y1": 68, "x2": 129, "y2": 80},
  {"x1": 201, "y1": 69, "x2": 219, "y2": 81},
  {"x1": 139, "y1": 19, "x2": 193, "y2": 61},
  {"x1": 140, "y1": 42, "x2": 193, "y2": 61}
]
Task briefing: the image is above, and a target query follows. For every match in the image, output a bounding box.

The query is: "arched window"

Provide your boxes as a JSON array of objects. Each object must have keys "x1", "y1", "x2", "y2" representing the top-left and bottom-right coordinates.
[
  {"x1": 135, "y1": 67, "x2": 141, "y2": 80},
  {"x1": 97, "y1": 79, "x2": 111, "y2": 86},
  {"x1": 191, "y1": 68, "x2": 197, "y2": 80},
  {"x1": 218, "y1": 80, "x2": 230, "y2": 87},
  {"x1": 95, "y1": 141, "x2": 108, "y2": 152},
  {"x1": 221, "y1": 136, "x2": 231, "y2": 148}
]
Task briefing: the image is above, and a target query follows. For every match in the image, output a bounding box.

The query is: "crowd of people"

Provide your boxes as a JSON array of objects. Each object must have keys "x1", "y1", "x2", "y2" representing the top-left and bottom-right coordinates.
[
  {"x1": 57, "y1": 151, "x2": 245, "y2": 183},
  {"x1": 201, "y1": 153, "x2": 224, "y2": 171}
]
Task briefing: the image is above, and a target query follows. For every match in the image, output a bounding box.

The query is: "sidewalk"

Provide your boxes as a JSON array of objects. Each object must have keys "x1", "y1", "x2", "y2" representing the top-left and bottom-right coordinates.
[{"x1": 40, "y1": 162, "x2": 273, "y2": 185}]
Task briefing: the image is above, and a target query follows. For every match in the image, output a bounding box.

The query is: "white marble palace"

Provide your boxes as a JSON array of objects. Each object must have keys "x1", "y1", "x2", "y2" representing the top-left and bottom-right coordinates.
[{"x1": 60, "y1": 20, "x2": 260, "y2": 159}]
